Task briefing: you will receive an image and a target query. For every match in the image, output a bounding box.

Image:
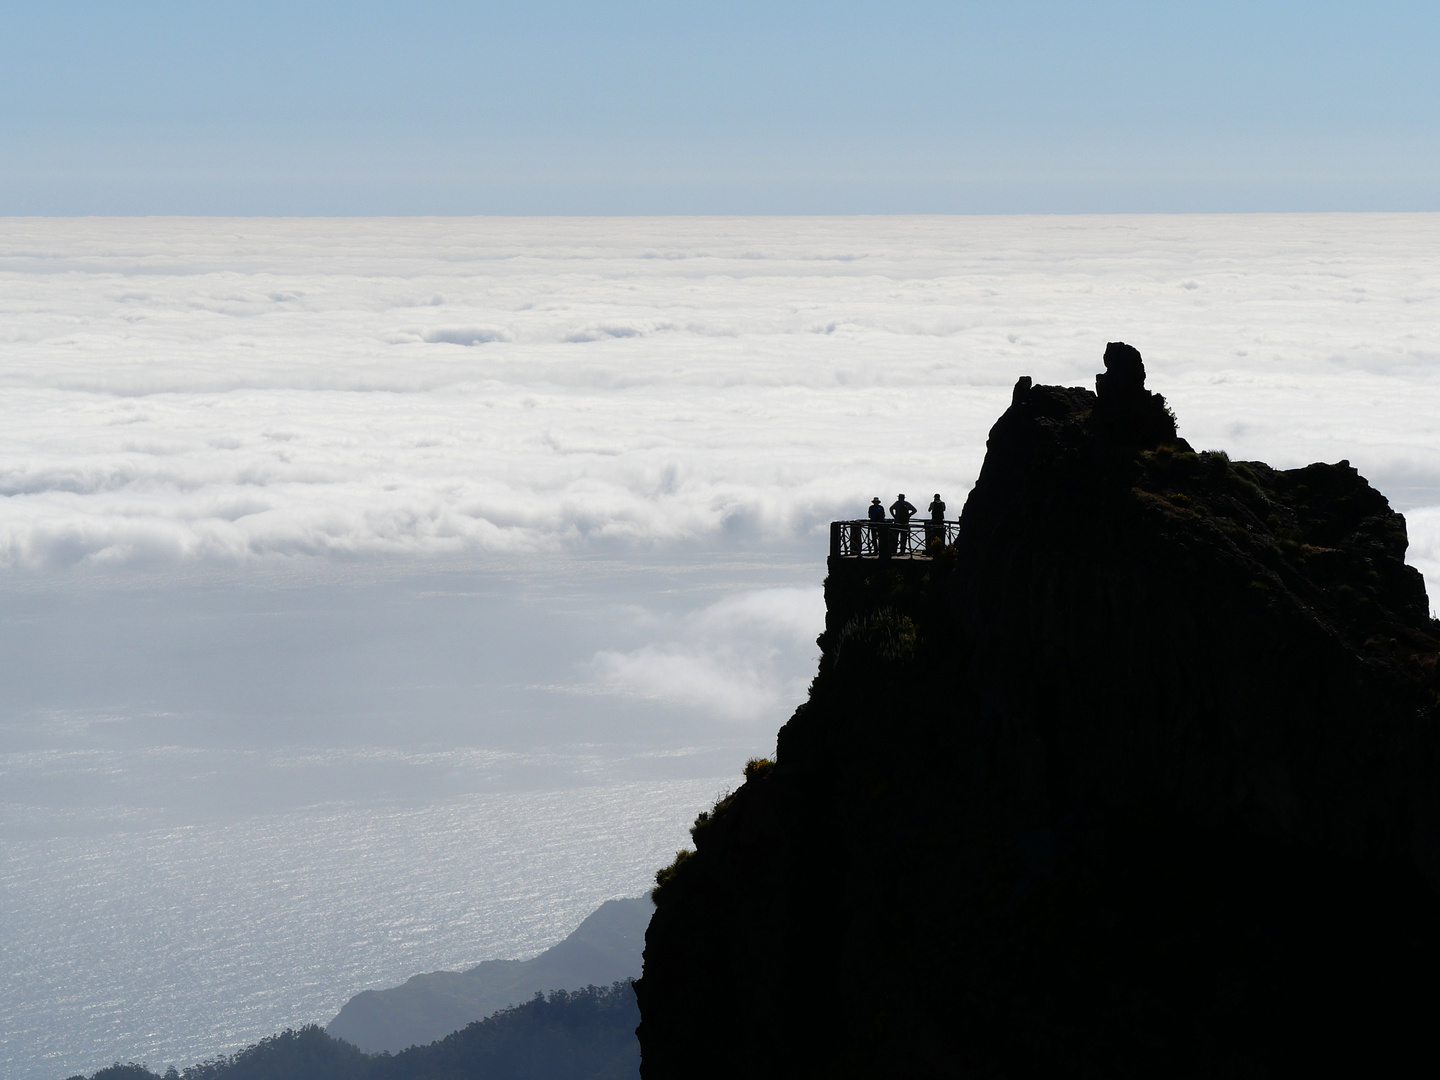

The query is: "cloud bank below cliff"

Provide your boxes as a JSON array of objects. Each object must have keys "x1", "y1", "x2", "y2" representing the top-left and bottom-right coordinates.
[{"x1": 590, "y1": 587, "x2": 825, "y2": 722}]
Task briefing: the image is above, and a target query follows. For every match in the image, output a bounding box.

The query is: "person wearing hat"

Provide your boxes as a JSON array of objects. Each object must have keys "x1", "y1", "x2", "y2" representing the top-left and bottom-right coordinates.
[
  {"x1": 866, "y1": 496, "x2": 886, "y2": 556},
  {"x1": 890, "y1": 493, "x2": 917, "y2": 553}
]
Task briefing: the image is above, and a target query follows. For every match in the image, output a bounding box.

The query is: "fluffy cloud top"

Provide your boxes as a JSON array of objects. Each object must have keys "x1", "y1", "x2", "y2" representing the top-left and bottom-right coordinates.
[
  {"x1": 1, "y1": 214, "x2": 1438, "y2": 572},
  {"x1": 591, "y1": 587, "x2": 825, "y2": 722}
]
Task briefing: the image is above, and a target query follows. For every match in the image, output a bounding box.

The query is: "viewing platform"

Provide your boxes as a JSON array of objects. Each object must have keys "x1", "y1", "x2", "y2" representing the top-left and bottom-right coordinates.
[{"x1": 828, "y1": 519, "x2": 960, "y2": 560}]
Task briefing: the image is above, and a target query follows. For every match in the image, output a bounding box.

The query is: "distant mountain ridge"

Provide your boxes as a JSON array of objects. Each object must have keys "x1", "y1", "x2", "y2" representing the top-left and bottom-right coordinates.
[
  {"x1": 329, "y1": 896, "x2": 652, "y2": 1054},
  {"x1": 69, "y1": 982, "x2": 639, "y2": 1080}
]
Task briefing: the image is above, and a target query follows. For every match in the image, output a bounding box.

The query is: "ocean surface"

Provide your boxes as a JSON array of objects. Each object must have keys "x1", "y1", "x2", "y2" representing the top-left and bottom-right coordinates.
[
  {"x1": 2, "y1": 771, "x2": 725, "y2": 1078},
  {"x1": 0, "y1": 553, "x2": 804, "y2": 1080},
  {"x1": 2, "y1": 215, "x2": 1439, "y2": 1079}
]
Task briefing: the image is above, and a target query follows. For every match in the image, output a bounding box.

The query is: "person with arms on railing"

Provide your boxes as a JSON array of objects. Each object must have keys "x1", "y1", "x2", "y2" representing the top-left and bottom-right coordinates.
[{"x1": 890, "y1": 493, "x2": 917, "y2": 554}]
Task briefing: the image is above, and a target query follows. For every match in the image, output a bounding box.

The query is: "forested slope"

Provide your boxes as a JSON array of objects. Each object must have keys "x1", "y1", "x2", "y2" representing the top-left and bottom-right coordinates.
[{"x1": 69, "y1": 982, "x2": 638, "y2": 1080}]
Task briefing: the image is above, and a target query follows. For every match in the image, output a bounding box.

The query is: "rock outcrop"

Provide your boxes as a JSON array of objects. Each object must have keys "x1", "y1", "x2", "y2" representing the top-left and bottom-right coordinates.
[{"x1": 636, "y1": 346, "x2": 1440, "y2": 1077}]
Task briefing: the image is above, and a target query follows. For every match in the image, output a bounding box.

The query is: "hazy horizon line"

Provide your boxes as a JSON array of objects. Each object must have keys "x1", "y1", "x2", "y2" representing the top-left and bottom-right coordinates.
[{"x1": 6, "y1": 208, "x2": 1440, "y2": 220}]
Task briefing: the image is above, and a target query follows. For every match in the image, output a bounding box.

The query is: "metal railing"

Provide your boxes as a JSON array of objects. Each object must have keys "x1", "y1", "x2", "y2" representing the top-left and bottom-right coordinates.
[{"x1": 829, "y1": 519, "x2": 960, "y2": 559}]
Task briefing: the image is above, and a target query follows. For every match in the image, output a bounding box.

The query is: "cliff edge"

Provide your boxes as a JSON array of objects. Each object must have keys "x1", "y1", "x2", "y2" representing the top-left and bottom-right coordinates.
[{"x1": 636, "y1": 344, "x2": 1440, "y2": 1078}]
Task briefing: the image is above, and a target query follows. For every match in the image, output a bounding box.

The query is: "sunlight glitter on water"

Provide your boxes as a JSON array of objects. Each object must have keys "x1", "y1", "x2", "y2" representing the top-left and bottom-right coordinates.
[{"x1": 1, "y1": 775, "x2": 726, "y2": 1080}]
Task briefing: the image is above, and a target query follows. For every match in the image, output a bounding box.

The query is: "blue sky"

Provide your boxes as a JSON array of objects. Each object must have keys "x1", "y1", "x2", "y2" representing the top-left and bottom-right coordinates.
[{"x1": 2, "y1": 1, "x2": 1438, "y2": 213}]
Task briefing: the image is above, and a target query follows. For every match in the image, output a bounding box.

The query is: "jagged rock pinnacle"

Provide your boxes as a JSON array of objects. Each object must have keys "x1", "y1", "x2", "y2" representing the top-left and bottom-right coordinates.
[
  {"x1": 1091, "y1": 340, "x2": 1177, "y2": 446},
  {"x1": 1097, "y1": 340, "x2": 1146, "y2": 398}
]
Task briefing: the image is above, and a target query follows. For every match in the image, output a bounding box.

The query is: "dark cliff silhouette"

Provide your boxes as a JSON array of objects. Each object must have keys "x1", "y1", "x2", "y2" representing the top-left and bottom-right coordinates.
[{"x1": 637, "y1": 344, "x2": 1440, "y2": 1077}]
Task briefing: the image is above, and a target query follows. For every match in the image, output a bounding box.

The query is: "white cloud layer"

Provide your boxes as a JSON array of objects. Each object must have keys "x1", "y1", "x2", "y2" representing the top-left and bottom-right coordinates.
[
  {"x1": 590, "y1": 587, "x2": 825, "y2": 722},
  {"x1": 1, "y1": 214, "x2": 1438, "y2": 582}
]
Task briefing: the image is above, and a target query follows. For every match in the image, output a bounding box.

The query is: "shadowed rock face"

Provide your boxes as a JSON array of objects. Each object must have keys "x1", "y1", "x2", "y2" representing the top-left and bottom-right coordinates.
[{"x1": 636, "y1": 346, "x2": 1440, "y2": 1079}]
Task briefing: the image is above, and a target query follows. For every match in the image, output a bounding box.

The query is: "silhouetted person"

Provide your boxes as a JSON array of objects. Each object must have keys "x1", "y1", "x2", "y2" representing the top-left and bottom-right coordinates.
[
  {"x1": 891, "y1": 493, "x2": 916, "y2": 553},
  {"x1": 926, "y1": 493, "x2": 946, "y2": 552},
  {"x1": 866, "y1": 497, "x2": 885, "y2": 556}
]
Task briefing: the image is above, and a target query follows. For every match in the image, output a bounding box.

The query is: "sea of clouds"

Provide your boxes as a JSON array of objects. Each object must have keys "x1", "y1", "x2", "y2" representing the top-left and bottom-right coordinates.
[
  {"x1": 3, "y1": 214, "x2": 1436, "y2": 572},
  {"x1": 3, "y1": 214, "x2": 1439, "y2": 1078}
]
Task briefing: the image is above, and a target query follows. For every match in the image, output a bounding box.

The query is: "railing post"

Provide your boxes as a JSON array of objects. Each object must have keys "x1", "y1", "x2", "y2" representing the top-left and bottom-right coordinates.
[{"x1": 830, "y1": 521, "x2": 842, "y2": 557}]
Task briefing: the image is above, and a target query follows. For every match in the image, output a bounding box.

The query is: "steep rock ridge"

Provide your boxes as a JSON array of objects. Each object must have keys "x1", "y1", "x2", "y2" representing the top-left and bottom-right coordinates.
[{"x1": 637, "y1": 345, "x2": 1440, "y2": 1078}]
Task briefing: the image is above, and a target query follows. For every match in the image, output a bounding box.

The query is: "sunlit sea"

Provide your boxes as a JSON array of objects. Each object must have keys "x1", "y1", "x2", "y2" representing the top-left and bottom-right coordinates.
[{"x1": 1, "y1": 769, "x2": 726, "y2": 1080}]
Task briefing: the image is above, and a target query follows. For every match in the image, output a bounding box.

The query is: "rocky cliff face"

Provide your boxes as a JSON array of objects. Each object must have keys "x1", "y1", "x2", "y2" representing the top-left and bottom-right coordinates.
[{"x1": 636, "y1": 345, "x2": 1440, "y2": 1078}]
